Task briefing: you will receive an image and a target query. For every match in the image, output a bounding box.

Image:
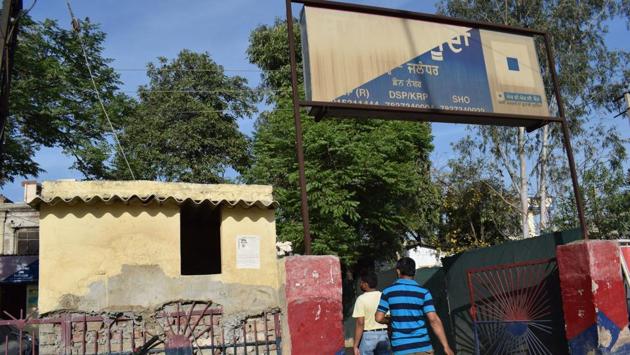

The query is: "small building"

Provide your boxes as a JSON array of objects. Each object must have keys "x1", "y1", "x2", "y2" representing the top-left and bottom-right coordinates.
[
  {"x1": 29, "y1": 180, "x2": 281, "y2": 315},
  {"x1": 0, "y1": 181, "x2": 40, "y2": 318},
  {"x1": 1, "y1": 180, "x2": 345, "y2": 354}
]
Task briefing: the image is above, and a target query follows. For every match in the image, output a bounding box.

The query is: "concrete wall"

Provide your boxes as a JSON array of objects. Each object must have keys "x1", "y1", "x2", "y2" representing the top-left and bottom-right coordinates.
[{"x1": 38, "y1": 200, "x2": 279, "y2": 315}]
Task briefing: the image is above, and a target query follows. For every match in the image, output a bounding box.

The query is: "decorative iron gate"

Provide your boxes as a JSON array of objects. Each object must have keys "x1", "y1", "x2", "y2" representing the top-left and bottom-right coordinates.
[
  {"x1": 0, "y1": 302, "x2": 282, "y2": 354},
  {"x1": 467, "y1": 258, "x2": 568, "y2": 355}
]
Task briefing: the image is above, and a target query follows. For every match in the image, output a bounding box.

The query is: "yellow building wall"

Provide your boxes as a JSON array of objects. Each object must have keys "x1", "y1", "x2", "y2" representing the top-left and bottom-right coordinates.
[
  {"x1": 38, "y1": 201, "x2": 279, "y2": 314},
  {"x1": 219, "y1": 206, "x2": 279, "y2": 288}
]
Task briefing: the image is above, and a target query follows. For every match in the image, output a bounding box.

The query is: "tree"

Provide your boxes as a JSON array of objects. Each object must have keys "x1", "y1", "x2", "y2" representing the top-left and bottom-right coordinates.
[
  {"x1": 107, "y1": 50, "x2": 257, "y2": 183},
  {"x1": 2, "y1": 16, "x2": 132, "y2": 184},
  {"x1": 438, "y1": 0, "x2": 630, "y2": 239},
  {"x1": 246, "y1": 19, "x2": 440, "y2": 266},
  {"x1": 435, "y1": 136, "x2": 521, "y2": 253},
  {"x1": 439, "y1": 180, "x2": 520, "y2": 253}
]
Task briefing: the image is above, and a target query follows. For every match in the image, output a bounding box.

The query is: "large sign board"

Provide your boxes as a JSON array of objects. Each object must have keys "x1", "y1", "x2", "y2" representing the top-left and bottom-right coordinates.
[
  {"x1": 287, "y1": 1, "x2": 587, "y2": 252},
  {"x1": 300, "y1": 6, "x2": 551, "y2": 121}
]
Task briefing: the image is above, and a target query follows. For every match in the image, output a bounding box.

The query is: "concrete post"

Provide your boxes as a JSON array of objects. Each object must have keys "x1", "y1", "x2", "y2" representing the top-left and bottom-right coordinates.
[
  {"x1": 282, "y1": 255, "x2": 344, "y2": 355},
  {"x1": 557, "y1": 240, "x2": 630, "y2": 354}
]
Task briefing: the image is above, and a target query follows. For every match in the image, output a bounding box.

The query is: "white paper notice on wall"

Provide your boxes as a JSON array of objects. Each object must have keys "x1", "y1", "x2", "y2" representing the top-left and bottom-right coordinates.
[{"x1": 236, "y1": 235, "x2": 261, "y2": 269}]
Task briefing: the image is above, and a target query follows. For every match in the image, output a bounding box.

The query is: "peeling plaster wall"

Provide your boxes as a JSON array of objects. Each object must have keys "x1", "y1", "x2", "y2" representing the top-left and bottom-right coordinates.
[{"x1": 38, "y1": 200, "x2": 279, "y2": 315}]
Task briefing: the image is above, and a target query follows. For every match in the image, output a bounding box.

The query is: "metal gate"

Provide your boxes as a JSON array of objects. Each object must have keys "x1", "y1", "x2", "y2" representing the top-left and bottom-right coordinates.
[
  {"x1": 467, "y1": 258, "x2": 568, "y2": 355},
  {"x1": 0, "y1": 302, "x2": 281, "y2": 354}
]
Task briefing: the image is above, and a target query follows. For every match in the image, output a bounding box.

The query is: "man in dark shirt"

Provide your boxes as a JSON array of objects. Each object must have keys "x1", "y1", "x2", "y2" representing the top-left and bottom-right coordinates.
[{"x1": 375, "y1": 257, "x2": 454, "y2": 355}]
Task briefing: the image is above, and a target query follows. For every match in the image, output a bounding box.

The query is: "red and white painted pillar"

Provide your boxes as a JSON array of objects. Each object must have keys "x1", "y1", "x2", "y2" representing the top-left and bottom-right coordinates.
[
  {"x1": 557, "y1": 240, "x2": 630, "y2": 354},
  {"x1": 282, "y1": 255, "x2": 345, "y2": 355}
]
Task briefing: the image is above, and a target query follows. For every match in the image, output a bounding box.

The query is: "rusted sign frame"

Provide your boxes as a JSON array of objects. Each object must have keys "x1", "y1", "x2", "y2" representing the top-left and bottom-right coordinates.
[{"x1": 285, "y1": 0, "x2": 588, "y2": 255}]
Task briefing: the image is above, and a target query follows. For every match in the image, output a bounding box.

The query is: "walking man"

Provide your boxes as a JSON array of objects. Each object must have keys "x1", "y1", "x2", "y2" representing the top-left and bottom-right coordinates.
[
  {"x1": 353, "y1": 271, "x2": 391, "y2": 355},
  {"x1": 375, "y1": 257, "x2": 454, "y2": 355}
]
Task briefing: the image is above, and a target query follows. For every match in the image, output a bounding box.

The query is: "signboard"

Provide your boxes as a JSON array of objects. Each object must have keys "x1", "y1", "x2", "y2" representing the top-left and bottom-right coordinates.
[
  {"x1": 236, "y1": 235, "x2": 260, "y2": 269},
  {"x1": 300, "y1": 6, "x2": 550, "y2": 119},
  {"x1": 0, "y1": 256, "x2": 38, "y2": 283}
]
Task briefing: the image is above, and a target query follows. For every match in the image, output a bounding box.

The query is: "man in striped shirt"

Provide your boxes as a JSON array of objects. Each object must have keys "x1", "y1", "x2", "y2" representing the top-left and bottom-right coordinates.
[{"x1": 375, "y1": 257, "x2": 454, "y2": 355}]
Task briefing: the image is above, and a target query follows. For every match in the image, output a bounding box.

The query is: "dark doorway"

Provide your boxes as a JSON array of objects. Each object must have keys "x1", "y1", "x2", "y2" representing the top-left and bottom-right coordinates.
[
  {"x1": 180, "y1": 203, "x2": 221, "y2": 275},
  {"x1": 0, "y1": 284, "x2": 26, "y2": 318}
]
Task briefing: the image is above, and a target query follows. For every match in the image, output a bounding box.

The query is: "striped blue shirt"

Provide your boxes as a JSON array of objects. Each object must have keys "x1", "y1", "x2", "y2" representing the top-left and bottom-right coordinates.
[{"x1": 377, "y1": 279, "x2": 436, "y2": 354}]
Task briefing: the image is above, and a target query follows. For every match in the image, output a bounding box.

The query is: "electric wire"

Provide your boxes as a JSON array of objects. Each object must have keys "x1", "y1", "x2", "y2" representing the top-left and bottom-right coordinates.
[
  {"x1": 123, "y1": 89, "x2": 275, "y2": 94},
  {"x1": 151, "y1": 108, "x2": 296, "y2": 115},
  {"x1": 112, "y1": 67, "x2": 286, "y2": 73},
  {"x1": 114, "y1": 68, "x2": 270, "y2": 72},
  {"x1": 65, "y1": 0, "x2": 136, "y2": 179}
]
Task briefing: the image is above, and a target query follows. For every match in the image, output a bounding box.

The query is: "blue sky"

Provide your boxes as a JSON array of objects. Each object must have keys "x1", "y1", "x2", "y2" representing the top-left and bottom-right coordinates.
[{"x1": 1, "y1": 0, "x2": 628, "y2": 201}]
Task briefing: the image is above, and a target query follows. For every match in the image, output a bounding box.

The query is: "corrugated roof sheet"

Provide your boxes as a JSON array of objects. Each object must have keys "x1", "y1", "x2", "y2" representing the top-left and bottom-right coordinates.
[{"x1": 29, "y1": 180, "x2": 278, "y2": 209}]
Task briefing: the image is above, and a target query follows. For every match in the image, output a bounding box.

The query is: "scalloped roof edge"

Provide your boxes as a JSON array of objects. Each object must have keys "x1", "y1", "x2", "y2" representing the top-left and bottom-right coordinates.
[{"x1": 29, "y1": 180, "x2": 278, "y2": 209}]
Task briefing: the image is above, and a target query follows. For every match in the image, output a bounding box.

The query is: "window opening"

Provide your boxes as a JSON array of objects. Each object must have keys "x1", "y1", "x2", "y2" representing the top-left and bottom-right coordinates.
[
  {"x1": 16, "y1": 228, "x2": 39, "y2": 255},
  {"x1": 180, "y1": 203, "x2": 221, "y2": 275}
]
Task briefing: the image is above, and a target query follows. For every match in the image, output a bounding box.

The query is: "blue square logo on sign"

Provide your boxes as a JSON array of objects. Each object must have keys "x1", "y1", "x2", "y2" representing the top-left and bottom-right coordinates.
[{"x1": 507, "y1": 57, "x2": 520, "y2": 71}]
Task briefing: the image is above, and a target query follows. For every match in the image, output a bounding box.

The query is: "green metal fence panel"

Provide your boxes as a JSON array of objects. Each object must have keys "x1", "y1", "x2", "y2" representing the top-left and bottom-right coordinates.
[{"x1": 443, "y1": 228, "x2": 580, "y2": 354}]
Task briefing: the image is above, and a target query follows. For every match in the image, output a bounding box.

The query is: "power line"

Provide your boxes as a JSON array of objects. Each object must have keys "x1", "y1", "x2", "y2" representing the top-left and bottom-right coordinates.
[
  {"x1": 65, "y1": 0, "x2": 135, "y2": 180},
  {"x1": 114, "y1": 68, "x2": 271, "y2": 73},
  {"x1": 154, "y1": 108, "x2": 296, "y2": 115},
  {"x1": 124, "y1": 89, "x2": 275, "y2": 94},
  {"x1": 23, "y1": 0, "x2": 37, "y2": 14}
]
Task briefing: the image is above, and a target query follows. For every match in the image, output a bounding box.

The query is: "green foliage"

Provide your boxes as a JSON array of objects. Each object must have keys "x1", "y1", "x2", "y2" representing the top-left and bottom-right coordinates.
[
  {"x1": 5, "y1": 16, "x2": 255, "y2": 185},
  {"x1": 439, "y1": 180, "x2": 519, "y2": 253},
  {"x1": 3, "y1": 16, "x2": 132, "y2": 184},
  {"x1": 246, "y1": 19, "x2": 301, "y2": 98},
  {"x1": 246, "y1": 19, "x2": 440, "y2": 265},
  {"x1": 553, "y1": 125, "x2": 630, "y2": 237},
  {"x1": 435, "y1": 136, "x2": 521, "y2": 253},
  {"x1": 108, "y1": 50, "x2": 257, "y2": 183}
]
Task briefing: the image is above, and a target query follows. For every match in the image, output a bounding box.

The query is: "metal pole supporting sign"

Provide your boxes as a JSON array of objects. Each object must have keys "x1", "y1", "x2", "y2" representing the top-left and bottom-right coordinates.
[
  {"x1": 285, "y1": 0, "x2": 589, "y2": 246},
  {"x1": 286, "y1": 0, "x2": 313, "y2": 254}
]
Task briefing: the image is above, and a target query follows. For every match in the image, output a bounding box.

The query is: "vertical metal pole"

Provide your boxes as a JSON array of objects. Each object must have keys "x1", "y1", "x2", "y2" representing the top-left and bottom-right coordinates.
[
  {"x1": 543, "y1": 33, "x2": 589, "y2": 240},
  {"x1": 119, "y1": 321, "x2": 123, "y2": 353},
  {"x1": 274, "y1": 313, "x2": 282, "y2": 355},
  {"x1": 264, "y1": 312, "x2": 270, "y2": 354},
  {"x1": 96, "y1": 323, "x2": 100, "y2": 353},
  {"x1": 221, "y1": 321, "x2": 226, "y2": 355},
  {"x1": 210, "y1": 314, "x2": 215, "y2": 351},
  {"x1": 64, "y1": 315, "x2": 72, "y2": 355},
  {"x1": 286, "y1": 0, "x2": 313, "y2": 254},
  {"x1": 242, "y1": 323, "x2": 247, "y2": 353},
  {"x1": 253, "y1": 318, "x2": 259, "y2": 355},
  {"x1": 82, "y1": 314, "x2": 86, "y2": 354},
  {"x1": 467, "y1": 272, "x2": 480, "y2": 355},
  {"x1": 0, "y1": 0, "x2": 22, "y2": 161}
]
